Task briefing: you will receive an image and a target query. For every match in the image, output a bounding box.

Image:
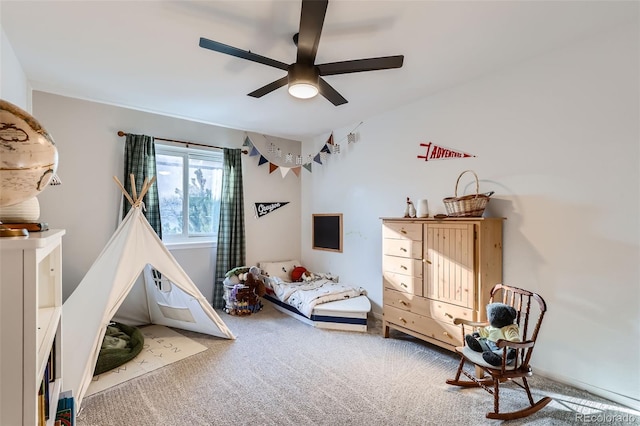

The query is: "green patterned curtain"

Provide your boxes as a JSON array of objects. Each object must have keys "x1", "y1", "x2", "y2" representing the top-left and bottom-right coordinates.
[
  {"x1": 123, "y1": 133, "x2": 162, "y2": 238},
  {"x1": 212, "y1": 148, "x2": 245, "y2": 308}
]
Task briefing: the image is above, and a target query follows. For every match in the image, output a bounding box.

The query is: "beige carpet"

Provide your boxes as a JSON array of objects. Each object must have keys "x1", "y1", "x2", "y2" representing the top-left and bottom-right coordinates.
[
  {"x1": 86, "y1": 325, "x2": 207, "y2": 396},
  {"x1": 76, "y1": 303, "x2": 639, "y2": 425}
]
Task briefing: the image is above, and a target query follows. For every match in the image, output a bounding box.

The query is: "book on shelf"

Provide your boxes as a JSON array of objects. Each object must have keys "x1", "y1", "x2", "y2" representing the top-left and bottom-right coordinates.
[
  {"x1": 38, "y1": 379, "x2": 45, "y2": 426},
  {"x1": 43, "y1": 365, "x2": 50, "y2": 420},
  {"x1": 49, "y1": 338, "x2": 56, "y2": 381},
  {"x1": 55, "y1": 391, "x2": 75, "y2": 426},
  {"x1": 2, "y1": 222, "x2": 49, "y2": 232}
]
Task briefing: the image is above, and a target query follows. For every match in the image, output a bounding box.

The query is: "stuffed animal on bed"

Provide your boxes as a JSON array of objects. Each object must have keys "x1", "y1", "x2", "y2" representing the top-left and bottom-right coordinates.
[
  {"x1": 465, "y1": 302, "x2": 520, "y2": 366},
  {"x1": 291, "y1": 266, "x2": 308, "y2": 282}
]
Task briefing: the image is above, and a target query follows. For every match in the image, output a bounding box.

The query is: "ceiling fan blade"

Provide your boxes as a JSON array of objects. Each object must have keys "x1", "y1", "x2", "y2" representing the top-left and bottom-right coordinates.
[
  {"x1": 199, "y1": 37, "x2": 289, "y2": 71},
  {"x1": 296, "y1": 0, "x2": 328, "y2": 64},
  {"x1": 317, "y1": 55, "x2": 404, "y2": 76},
  {"x1": 247, "y1": 76, "x2": 289, "y2": 98},
  {"x1": 318, "y1": 77, "x2": 347, "y2": 106}
]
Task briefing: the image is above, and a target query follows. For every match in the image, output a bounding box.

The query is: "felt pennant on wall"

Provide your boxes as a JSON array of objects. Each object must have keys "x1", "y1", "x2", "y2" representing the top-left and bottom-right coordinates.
[
  {"x1": 417, "y1": 142, "x2": 476, "y2": 161},
  {"x1": 254, "y1": 202, "x2": 289, "y2": 218}
]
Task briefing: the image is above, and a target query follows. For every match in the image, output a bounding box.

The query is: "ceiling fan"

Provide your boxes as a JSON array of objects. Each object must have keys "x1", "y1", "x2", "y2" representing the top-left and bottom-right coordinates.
[{"x1": 199, "y1": 0, "x2": 404, "y2": 106}]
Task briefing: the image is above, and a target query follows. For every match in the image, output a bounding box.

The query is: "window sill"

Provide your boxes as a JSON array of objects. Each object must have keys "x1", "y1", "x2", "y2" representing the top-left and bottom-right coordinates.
[{"x1": 164, "y1": 240, "x2": 216, "y2": 250}]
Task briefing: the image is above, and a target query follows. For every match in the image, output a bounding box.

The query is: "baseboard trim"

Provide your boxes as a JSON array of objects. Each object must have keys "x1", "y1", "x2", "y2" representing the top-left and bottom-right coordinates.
[{"x1": 534, "y1": 366, "x2": 640, "y2": 412}]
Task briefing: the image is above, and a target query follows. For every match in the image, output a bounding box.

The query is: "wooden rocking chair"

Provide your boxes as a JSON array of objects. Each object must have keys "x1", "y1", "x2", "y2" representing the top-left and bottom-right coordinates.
[{"x1": 446, "y1": 284, "x2": 552, "y2": 420}]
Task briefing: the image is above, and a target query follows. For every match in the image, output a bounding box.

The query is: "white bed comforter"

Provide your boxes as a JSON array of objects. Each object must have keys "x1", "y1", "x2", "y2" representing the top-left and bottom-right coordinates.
[{"x1": 267, "y1": 277, "x2": 366, "y2": 318}]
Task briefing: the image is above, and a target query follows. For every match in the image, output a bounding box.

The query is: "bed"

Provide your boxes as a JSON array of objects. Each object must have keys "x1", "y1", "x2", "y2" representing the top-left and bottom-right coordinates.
[{"x1": 258, "y1": 260, "x2": 371, "y2": 332}]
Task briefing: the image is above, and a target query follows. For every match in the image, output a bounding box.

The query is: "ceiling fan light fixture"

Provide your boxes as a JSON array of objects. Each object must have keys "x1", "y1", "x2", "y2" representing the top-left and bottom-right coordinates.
[
  {"x1": 288, "y1": 82, "x2": 318, "y2": 99},
  {"x1": 288, "y1": 63, "x2": 319, "y2": 99}
]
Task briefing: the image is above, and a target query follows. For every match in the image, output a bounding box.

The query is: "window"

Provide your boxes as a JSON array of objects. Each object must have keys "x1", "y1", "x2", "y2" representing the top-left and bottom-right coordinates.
[{"x1": 155, "y1": 144, "x2": 223, "y2": 244}]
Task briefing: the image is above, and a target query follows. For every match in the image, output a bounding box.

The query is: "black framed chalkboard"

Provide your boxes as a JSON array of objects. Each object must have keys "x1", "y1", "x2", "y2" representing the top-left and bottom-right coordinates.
[{"x1": 312, "y1": 213, "x2": 343, "y2": 252}]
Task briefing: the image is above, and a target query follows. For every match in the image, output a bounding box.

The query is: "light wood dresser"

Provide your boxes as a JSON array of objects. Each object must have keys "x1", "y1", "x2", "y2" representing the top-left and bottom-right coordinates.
[{"x1": 381, "y1": 217, "x2": 503, "y2": 351}]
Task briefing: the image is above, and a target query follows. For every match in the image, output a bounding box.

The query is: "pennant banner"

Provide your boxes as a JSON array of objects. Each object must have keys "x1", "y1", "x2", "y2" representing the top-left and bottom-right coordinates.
[
  {"x1": 244, "y1": 125, "x2": 361, "y2": 178},
  {"x1": 254, "y1": 202, "x2": 289, "y2": 218},
  {"x1": 417, "y1": 142, "x2": 476, "y2": 161}
]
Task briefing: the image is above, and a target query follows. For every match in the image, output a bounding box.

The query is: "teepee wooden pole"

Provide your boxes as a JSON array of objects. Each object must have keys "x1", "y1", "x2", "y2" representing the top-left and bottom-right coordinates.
[
  {"x1": 129, "y1": 173, "x2": 138, "y2": 203},
  {"x1": 113, "y1": 176, "x2": 135, "y2": 206}
]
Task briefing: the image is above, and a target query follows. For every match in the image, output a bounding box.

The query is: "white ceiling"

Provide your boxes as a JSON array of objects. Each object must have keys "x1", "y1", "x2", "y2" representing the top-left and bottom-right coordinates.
[{"x1": 1, "y1": 1, "x2": 634, "y2": 140}]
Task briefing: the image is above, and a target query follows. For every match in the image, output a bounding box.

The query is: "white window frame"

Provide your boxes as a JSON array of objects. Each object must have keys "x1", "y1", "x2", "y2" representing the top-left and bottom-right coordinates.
[{"x1": 155, "y1": 143, "x2": 223, "y2": 248}]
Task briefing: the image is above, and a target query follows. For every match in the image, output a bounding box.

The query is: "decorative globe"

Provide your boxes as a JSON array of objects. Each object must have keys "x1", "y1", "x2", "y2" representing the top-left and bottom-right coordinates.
[{"x1": 0, "y1": 99, "x2": 58, "y2": 207}]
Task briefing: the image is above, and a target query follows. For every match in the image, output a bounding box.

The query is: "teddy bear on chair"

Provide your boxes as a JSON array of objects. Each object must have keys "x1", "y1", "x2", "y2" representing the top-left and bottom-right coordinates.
[{"x1": 465, "y1": 302, "x2": 520, "y2": 366}]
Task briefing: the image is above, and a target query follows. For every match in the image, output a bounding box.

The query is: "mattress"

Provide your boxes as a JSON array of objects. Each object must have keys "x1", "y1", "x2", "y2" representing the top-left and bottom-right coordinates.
[{"x1": 263, "y1": 292, "x2": 371, "y2": 332}]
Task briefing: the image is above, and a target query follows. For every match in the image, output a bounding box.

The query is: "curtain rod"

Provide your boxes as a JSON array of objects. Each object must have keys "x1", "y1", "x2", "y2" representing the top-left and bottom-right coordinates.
[{"x1": 117, "y1": 131, "x2": 248, "y2": 154}]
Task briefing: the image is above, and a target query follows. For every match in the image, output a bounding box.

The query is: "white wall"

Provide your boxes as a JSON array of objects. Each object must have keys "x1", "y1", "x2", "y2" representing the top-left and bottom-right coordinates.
[
  {"x1": 32, "y1": 92, "x2": 301, "y2": 302},
  {"x1": 301, "y1": 23, "x2": 639, "y2": 408},
  {"x1": 0, "y1": 28, "x2": 30, "y2": 110}
]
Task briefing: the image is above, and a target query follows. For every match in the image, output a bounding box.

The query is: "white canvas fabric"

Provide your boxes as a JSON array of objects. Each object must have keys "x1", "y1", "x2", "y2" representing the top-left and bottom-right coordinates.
[{"x1": 62, "y1": 207, "x2": 235, "y2": 410}]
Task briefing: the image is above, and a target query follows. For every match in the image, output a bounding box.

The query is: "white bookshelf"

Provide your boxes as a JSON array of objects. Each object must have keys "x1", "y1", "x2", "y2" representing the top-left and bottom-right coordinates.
[{"x1": 0, "y1": 229, "x2": 66, "y2": 426}]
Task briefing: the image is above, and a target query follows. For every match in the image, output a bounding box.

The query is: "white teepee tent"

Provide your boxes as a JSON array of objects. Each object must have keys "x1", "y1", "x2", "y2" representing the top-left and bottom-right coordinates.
[{"x1": 62, "y1": 176, "x2": 235, "y2": 410}]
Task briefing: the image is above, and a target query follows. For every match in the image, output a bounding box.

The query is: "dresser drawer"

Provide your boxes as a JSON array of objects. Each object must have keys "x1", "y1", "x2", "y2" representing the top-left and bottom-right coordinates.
[
  {"x1": 429, "y1": 299, "x2": 475, "y2": 325},
  {"x1": 383, "y1": 305, "x2": 463, "y2": 347},
  {"x1": 384, "y1": 287, "x2": 428, "y2": 313},
  {"x1": 383, "y1": 238, "x2": 422, "y2": 259},
  {"x1": 383, "y1": 272, "x2": 423, "y2": 296},
  {"x1": 383, "y1": 222, "x2": 422, "y2": 241},
  {"x1": 383, "y1": 255, "x2": 423, "y2": 278}
]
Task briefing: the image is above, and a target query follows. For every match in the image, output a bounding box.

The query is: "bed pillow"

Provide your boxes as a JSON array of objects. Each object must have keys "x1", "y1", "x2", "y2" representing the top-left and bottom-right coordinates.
[{"x1": 259, "y1": 260, "x2": 302, "y2": 282}]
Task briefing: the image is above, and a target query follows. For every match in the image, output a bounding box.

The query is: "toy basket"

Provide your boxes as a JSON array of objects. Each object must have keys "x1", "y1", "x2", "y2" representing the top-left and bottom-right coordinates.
[{"x1": 443, "y1": 170, "x2": 493, "y2": 217}]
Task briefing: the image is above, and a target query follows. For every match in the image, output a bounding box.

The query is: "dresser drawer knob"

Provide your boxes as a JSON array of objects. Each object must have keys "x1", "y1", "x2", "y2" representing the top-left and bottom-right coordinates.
[
  {"x1": 445, "y1": 313, "x2": 453, "y2": 319},
  {"x1": 399, "y1": 317, "x2": 407, "y2": 324},
  {"x1": 443, "y1": 331, "x2": 452, "y2": 339},
  {"x1": 422, "y1": 258, "x2": 432, "y2": 264},
  {"x1": 399, "y1": 300, "x2": 408, "y2": 306},
  {"x1": 400, "y1": 283, "x2": 408, "y2": 288},
  {"x1": 400, "y1": 229, "x2": 407, "y2": 234},
  {"x1": 400, "y1": 247, "x2": 407, "y2": 252},
  {"x1": 400, "y1": 265, "x2": 407, "y2": 270}
]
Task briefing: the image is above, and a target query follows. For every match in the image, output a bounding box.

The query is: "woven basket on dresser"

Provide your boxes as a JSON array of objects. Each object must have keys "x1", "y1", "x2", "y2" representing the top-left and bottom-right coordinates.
[{"x1": 443, "y1": 170, "x2": 493, "y2": 217}]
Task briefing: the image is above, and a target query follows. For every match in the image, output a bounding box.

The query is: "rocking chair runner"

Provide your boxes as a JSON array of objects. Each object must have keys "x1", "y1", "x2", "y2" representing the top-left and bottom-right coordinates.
[{"x1": 446, "y1": 284, "x2": 552, "y2": 420}]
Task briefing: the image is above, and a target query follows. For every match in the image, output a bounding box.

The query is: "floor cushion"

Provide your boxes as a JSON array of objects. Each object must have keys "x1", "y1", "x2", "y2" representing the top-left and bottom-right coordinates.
[{"x1": 94, "y1": 322, "x2": 145, "y2": 376}]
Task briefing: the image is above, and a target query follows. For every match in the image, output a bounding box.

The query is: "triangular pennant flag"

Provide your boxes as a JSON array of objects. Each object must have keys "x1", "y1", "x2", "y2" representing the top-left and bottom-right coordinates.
[
  {"x1": 243, "y1": 136, "x2": 253, "y2": 148},
  {"x1": 320, "y1": 144, "x2": 331, "y2": 153},
  {"x1": 303, "y1": 163, "x2": 312, "y2": 173},
  {"x1": 313, "y1": 153, "x2": 322, "y2": 164},
  {"x1": 269, "y1": 163, "x2": 279, "y2": 174},
  {"x1": 327, "y1": 133, "x2": 334, "y2": 145},
  {"x1": 250, "y1": 146, "x2": 260, "y2": 157},
  {"x1": 254, "y1": 202, "x2": 290, "y2": 218},
  {"x1": 417, "y1": 142, "x2": 476, "y2": 161},
  {"x1": 258, "y1": 155, "x2": 269, "y2": 166},
  {"x1": 291, "y1": 167, "x2": 301, "y2": 177},
  {"x1": 279, "y1": 167, "x2": 290, "y2": 178}
]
